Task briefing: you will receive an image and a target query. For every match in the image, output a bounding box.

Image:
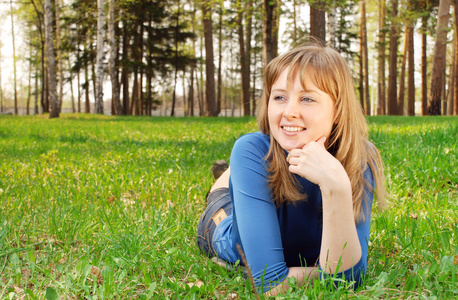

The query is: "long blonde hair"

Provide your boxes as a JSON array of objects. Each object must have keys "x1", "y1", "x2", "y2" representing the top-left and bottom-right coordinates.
[{"x1": 257, "y1": 43, "x2": 387, "y2": 222}]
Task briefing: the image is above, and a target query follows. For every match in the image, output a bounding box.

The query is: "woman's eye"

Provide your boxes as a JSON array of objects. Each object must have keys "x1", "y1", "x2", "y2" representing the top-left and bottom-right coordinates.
[
  {"x1": 273, "y1": 95, "x2": 286, "y2": 101},
  {"x1": 301, "y1": 97, "x2": 314, "y2": 103}
]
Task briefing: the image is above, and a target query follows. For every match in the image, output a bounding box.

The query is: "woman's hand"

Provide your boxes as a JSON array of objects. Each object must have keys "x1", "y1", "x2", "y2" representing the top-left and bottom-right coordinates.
[{"x1": 286, "y1": 136, "x2": 350, "y2": 194}]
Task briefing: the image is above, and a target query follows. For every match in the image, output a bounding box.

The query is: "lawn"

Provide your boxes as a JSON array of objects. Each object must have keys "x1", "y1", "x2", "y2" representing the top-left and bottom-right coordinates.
[{"x1": 0, "y1": 114, "x2": 457, "y2": 299}]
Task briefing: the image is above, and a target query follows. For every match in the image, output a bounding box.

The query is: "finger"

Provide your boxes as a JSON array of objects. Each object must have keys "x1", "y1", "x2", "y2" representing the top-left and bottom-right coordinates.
[
  {"x1": 287, "y1": 149, "x2": 302, "y2": 162},
  {"x1": 288, "y1": 156, "x2": 301, "y2": 166}
]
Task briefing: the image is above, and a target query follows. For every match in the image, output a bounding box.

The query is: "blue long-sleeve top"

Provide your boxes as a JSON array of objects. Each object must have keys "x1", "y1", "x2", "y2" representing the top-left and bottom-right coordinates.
[{"x1": 213, "y1": 132, "x2": 374, "y2": 293}]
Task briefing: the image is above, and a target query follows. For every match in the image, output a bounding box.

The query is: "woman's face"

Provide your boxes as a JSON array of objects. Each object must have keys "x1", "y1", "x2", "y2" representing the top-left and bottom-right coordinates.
[{"x1": 268, "y1": 67, "x2": 335, "y2": 152}]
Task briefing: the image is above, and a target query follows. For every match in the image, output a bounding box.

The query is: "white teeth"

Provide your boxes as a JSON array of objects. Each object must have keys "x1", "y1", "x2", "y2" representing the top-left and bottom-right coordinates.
[{"x1": 283, "y1": 126, "x2": 304, "y2": 132}]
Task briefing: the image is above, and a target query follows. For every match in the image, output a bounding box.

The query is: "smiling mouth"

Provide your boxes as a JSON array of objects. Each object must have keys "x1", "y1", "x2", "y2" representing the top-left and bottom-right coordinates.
[{"x1": 282, "y1": 126, "x2": 305, "y2": 132}]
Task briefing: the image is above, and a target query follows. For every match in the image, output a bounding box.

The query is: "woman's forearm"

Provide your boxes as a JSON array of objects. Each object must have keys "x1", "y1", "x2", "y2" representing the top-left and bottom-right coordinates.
[{"x1": 319, "y1": 182, "x2": 362, "y2": 275}]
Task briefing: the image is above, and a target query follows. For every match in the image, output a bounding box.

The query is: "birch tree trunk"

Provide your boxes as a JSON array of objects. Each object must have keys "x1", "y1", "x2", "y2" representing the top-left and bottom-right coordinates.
[
  {"x1": 108, "y1": 0, "x2": 123, "y2": 115},
  {"x1": 27, "y1": 45, "x2": 32, "y2": 115},
  {"x1": 428, "y1": 0, "x2": 451, "y2": 115},
  {"x1": 10, "y1": 0, "x2": 18, "y2": 115},
  {"x1": 398, "y1": 27, "x2": 408, "y2": 116},
  {"x1": 0, "y1": 41, "x2": 2, "y2": 113},
  {"x1": 45, "y1": 0, "x2": 59, "y2": 118},
  {"x1": 447, "y1": 39, "x2": 455, "y2": 115},
  {"x1": 95, "y1": 0, "x2": 105, "y2": 114},
  {"x1": 362, "y1": 1, "x2": 370, "y2": 115},
  {"x1": 69, "y1": 61, "x2": 76, "y2": 113},
  {"x1": 55, "y1": 0, "x2": 63, "y2": 113}
]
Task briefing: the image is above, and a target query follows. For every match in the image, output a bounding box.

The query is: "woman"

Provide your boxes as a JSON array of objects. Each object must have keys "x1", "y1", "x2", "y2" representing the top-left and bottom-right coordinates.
[{"x1": 196, "y1": 43, "x2": 386, "y2": 295}]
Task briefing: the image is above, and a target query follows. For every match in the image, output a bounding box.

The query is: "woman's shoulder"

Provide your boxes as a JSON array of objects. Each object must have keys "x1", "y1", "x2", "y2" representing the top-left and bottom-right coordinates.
[
  {"x1": 231, "y1": 132, "x2": 271, "y2": 158},
  {"x1": 236, "y1": 131, "x2": 270, "y2": 143},
  {"x1": 234, "y1": 132, "x2": 270, "y2": 150}
]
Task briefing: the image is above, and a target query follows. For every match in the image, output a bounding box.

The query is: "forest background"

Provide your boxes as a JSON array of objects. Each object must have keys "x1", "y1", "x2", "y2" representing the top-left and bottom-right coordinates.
[{"x1": 1, "y1": 0, "x2": 458, "y2": 118}]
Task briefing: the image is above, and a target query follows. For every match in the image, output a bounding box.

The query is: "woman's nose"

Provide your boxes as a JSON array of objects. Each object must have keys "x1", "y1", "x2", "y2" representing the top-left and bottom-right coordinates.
[{"x1": 283, "y1": 100, "x2": 299, "y2": 119}]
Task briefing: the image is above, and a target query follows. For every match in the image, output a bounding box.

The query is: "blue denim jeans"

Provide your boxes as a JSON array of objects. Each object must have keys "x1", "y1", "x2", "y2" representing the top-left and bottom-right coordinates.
[{"x1": 196, "y1": 188, "x2": 232, "y2": 258}]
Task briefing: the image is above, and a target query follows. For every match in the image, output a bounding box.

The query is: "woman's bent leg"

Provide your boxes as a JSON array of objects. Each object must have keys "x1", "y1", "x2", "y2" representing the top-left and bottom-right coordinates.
[{"x1": 196, "y1": 188, "x2": 232, "y2": 258}]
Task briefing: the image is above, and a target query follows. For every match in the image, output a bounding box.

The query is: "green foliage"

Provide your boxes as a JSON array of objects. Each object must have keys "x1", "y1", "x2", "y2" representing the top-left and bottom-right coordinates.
[{"x1": 0, "y1": 114, "x2": 457, "y2": 298}]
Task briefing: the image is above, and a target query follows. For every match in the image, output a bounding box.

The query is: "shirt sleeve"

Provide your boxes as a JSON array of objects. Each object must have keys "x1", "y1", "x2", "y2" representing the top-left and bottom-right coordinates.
[
  {"x1": 317, "y1": 166, "x2": 375, "y2": 289},
  {"x1": 228, "y1": 133, "x2": 289, "y2": 293}
]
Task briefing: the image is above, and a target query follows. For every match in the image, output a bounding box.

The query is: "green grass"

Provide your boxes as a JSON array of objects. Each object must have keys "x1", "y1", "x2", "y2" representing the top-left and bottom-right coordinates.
[{"x1": 0, "y1": 114, "x2": 457, "y2": 299}]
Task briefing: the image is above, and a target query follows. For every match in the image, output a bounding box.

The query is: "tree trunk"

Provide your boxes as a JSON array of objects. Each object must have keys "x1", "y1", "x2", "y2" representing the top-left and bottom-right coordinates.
[
  {"x1": 171, "y1": 8, "x2": 180, "y2": 117},
  {"x1": 377, "y1": 0, "x2": 386, "y2": 115},
  {"x1": 359, "y1": 31, "x2": 364, "y2": 110},
  {"x1": 272, "y1": 0, "x2": 280, "y2": 58},
  {"x1": 44, "y1": 68, "x2": 48, "y2": 114},
  {"x1": 69, "y1": 60, "x2": 76, "y2": 113},
  {"x1": 217, "y1": 3, "x2": 223, "y2": 115},
  {"x1": 10, "y1": 0, "x2": 18, "y2": 115},
  {"x1": 361, "y1": 1, "x2": 370, "y2": 115},
  {"x1": 85, "y1": 56, "x2": 90, "y2": 113},
  {"x1": 96, "y1": 0, "x2": 105, "y2": 114},
  {"x1": 139, "y1": 24, "x2": 144, "y2": 115},
  {"x1": 189, "y1": 3, "x2": 196, "y2": 117},
  {"x1": 130, "y1": 22, "x2": 141, "y2": 116},
  {"x1": 145, "y1": 17, "x2": 153, "y2": 116},
  {"x1": 30, "y1": 0, "x2": 47, "y2": 113},
  {"x1": 198, "y1": 34, "x2": 204, "y2": 116},
  {"x1": 202, "y1": 0, "x2": 217, "y2": 116},
  {"x1": 0, "y1": 34, "x2": 3, "y2": 112},
  {"x1": 188, "y1": 62, "x2": 195, "y2": 116},
  {"x1": 131, "y1": 72, "x2": 138, "y2": 115},
  {"x1": 293, "y1": 0, "x2": 298, "y2": 43},
  {"x1": 238, "y1": 5, "x2": 250, "y2": 116},
  {"x1": 252, "y1": 37, "x2": 258, "y2": 116},
  {"x1": 0, "y1": 34, "x2": 2, "y2": 113},
  {"x1": 421, "y1": 15, "x2": 428, "y2": 115},
  {"x1": 121, "y1": 26, "x2": 130, "y2": 114},
  {"x1": 398, "y1": 27, "x2": 407, "y2": 116},
  {"x1": 108, "y1": 0, "x2": 122, "y2": 115},
  {"x1": 448, "y1": 39, "x2": 455, "y2": 115},
  {"x1": 327, "y1": 4, "x2": 336, "y2": 49},
  {"x1": 310, "y1": 0, "x2": 326, "y2": 43},
  {"x1": 182, "y1": 70, "x2": 186, "y2": 116},
  {"x1": 77, "y1": 63, "x2": 81, "y2": 113},
  {"x1": 428, "y1": 0, "x2": 451, "y2": 115},
  {"x1": 246, "y1": 0, "x2": 253, "y2": 115},
  {"x1": 45, "y1": 0, "x2": 59, "y2": 118},
  {"x1": 407, "y1": 26, "x2": 415, "y2": 116},
  {"x1": 387, "y1": 0, "x2": 399, "y2": 115},
  {"x1": 263, "y1": 0, "x2": 277, "y2": 66},
  {"x1": 35, "y1": 62, "x2": 39, "y2": 114},
  {"x1": 55, "y1": 0, "x2": 63, "y2": 113},
  {"x1": 454, "y1": 0, "x2": 458, "y2": 115},
  {"x1": 27, "y1": 45, "x2": 32, "y2": 115}
]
